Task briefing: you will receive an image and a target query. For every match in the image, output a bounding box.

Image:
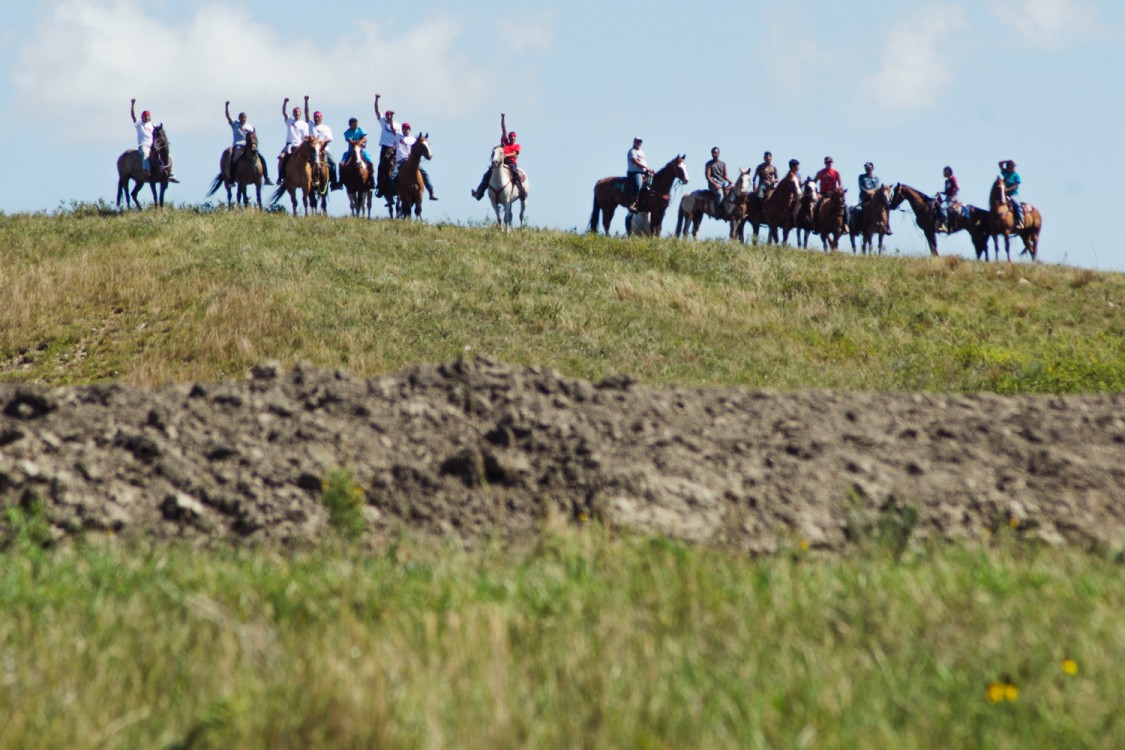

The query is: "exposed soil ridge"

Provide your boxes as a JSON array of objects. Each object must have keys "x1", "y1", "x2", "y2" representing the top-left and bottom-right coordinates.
[{"x1": 1, "y1": 358, "x2": 1123, "y2": 551}]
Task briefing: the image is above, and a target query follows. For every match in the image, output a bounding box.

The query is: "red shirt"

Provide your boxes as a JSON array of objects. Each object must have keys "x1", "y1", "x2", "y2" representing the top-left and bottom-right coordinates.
[
  {"x1": 944, "y1": 175, "x2": 959, "y2": 199},
  {"x1": 815, "y1": 167, "x2": 842, "y2": 195},
  {"x1": 501, "y1": 134, "x2": 520, "y2": 164}
]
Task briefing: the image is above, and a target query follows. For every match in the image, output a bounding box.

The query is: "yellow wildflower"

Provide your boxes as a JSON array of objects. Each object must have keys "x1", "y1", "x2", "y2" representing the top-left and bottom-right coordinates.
[
  {"x1": 1062, "y1": 658, "x2": 1079, "y2": 676},
  {"x1": 577, "y1": 512, "x2": 589, "y2": 524},
  {"x1": 1004, "y1": 683, "x2": 1019, "y2": 702},
  {"x1": 799, "y1": 539, "x2": 810, "y2": 552},
  {"x1": 986, "y1": 683, "x2": 1006, "y2": 703}
]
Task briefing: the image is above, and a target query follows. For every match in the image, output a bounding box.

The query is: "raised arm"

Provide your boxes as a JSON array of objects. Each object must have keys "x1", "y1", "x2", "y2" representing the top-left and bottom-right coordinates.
[
  {"x1": 225, "y1": 101, "x2": 233, "y2": 125},
  {"x1": 304, "y1": 96, "x2": 310, "y2": 124},
  {"x1": 500, "y1": 113, "x2": 508, "y2": 143},
  {"x1": 374, "y1": 94, "x2": 382, "y2": 121},
  {"x1": 130, "y1": 98, "x2": 137, "y2": 123}
]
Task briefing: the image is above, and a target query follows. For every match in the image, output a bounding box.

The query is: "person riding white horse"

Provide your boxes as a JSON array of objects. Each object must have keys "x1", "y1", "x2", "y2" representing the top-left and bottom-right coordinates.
[{"x1": 472, "y1": 113, "x2": 525, "y2": 201}]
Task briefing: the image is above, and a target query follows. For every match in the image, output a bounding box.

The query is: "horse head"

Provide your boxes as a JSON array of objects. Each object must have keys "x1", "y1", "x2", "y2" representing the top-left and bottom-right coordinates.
[
  {"x1": 990, "y1": 176, "x2": 1006, "y2": 208},
  {"x1": 888, "y1": 182, "x2": 905, "y2": 209},
  {"x1": 413, "y1": 135, "x2": 432, "y2": 161},
  {"x1": 675, "y1": 155, "x2": 690, "y2": 184},
  {"x1": 491, "y1": 144, "x2": 505, "y2": 166},
  {"x1": 733, "y1": 168, "x2": 753, "y2": 196},
  {"x1": 245, "y1": 130, "x2": 258, "y2": 153}
]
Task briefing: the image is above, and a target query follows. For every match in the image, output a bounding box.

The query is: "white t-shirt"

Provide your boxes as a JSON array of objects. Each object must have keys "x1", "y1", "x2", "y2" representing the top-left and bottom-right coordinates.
[
  {"x1": 136, "y1": 120, "x2": 154, "y2": 150},
  {"x1": 231, "y1": 121, "x2": 254, "y2": 147},
  {"x1": 627, "y1": 147, "x2": 647, "y2": 174},
  {"x1": 379, "y1": 118, "x2": 400, "y2": 148},
  {"x1": 311, "y1": 123, "x2": 333, "y2": 150},
  {"x1": 395, "y1": 134, "x2": 416, "y2": 163},
  {"x1": 285, "y1": 117, "x2": 310, "y2": 146}
]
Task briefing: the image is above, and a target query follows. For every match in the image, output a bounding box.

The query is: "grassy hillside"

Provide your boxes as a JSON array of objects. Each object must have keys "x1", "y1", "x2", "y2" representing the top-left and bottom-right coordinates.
[
  {"x1": 2, "y1": 206, "x2": 1123, "y2": 392},
  {"x1": 2, "y1": 207, "x2": 1124, "y2": 749}
]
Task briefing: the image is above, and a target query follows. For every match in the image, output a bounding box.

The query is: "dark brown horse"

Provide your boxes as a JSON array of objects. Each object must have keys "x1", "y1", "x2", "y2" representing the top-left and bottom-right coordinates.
[
  {"x1": 589, "y1": 155, "x2": 690, "y2": 236},
  {"x1": 762, "y1": 175, "x2": 801, "y2": 244},
  {"x1": 339, "y1": 140, "x2": 372, "y2": 218},
  {"x1": 207, "y1": 131, "x2": 266, "y2": 208},
  {"x1": 377, "y1": 146, "x2": 396, "y2": 214},
  {"x1": 988, "y1": 177, "x2": 1042, "y2": 262},
  {"x1": 736, "y1": 192, "x2": 767, "y2": 244},
  {"x1": 812, "y1": 189, "x2": 848, "y2": 252},
  {"x1": 794, "y1": 180, "x2": 818, "y2": 249},
  {"x1": 848, "y1": 184, "x2": 892, "y2": 255},
  {"x1": 116, "y1": 124, "x2": 173, "y2": 209},
  {"x1": 395, "y1": 134, "x2": 432, "y2": 220},
  {"x1": 269, "y1": 137, "x2": 321, "y2": 215},
  {"x1": 888, "y1": 183, "x2": 944, "y2": 256}
]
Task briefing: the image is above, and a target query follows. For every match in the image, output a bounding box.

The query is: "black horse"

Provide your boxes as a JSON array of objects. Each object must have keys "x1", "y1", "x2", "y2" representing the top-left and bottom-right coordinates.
[{"x1": 116, "y1": 124, "x2": 173, "y2": 209}]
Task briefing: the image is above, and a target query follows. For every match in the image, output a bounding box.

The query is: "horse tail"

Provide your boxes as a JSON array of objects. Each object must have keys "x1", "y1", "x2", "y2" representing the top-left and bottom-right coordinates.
[
  {"x1": 588, "y1": 193, "x2": 600, "y2": 233},
  {"x1": 205, "y1": 174, "x2": 224, "y2": 197},
  {"x1": 268, "y1": 183, "x2": 286, "y2": 205}
]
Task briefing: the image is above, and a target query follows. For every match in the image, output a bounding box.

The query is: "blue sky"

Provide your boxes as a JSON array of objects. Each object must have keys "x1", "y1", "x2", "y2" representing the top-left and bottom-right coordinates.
[{"x1": 2, "y1": 0, "x2": 1121, "y2": 269}]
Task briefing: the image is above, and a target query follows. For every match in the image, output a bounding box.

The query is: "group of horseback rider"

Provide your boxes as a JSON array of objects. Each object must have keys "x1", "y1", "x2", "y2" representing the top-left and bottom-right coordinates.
[{"x1": 625, "y1": 133, "x2": 1025, "y2": 234}]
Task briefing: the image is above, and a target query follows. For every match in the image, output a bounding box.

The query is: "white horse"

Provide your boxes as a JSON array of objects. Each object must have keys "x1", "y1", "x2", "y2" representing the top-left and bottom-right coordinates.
[
  {"x1": 486, "y1": 145, "x2": 529, "y2": 230},
  {"x1": 674, "y1": 168, "x2": 753, "y2": 239}
]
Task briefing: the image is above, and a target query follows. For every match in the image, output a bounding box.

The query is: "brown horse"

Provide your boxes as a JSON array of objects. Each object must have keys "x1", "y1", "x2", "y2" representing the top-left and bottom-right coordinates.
[
  {"x1": 116, "y1": 124, "x2": 173, "y2": 209},
  {"x1": 988, "y1": 177, "x2": 1042, "y2": 262},
  {"x1": 589, "y1": 155, "x2": 690, "y2": 236},
  {"x1": 269, "y1": 137, "x2": 321, "y2": 215},
  {"x1": 762, "y1": 175, "x2": 800, "y2": 244},
  {"x1": 736, "y1": 192, "x2": 767, "y2": 244},
  {"x1": 888, "y1": 183, "x2": 944, "y2": 256},
  {"x1": 849, "y1": 184, "x2": 893, "y2": 255},
  {"x1": 794, "y1": 179, "x2": 819, "y2": 249},
  {"x1": 339, "y1": 140, "x2": 373, "y2": 218},
  {"x1": 395, "y1": 134, "x2": 432, "y2": 220},
  {"x1": 812, "y1": 189, "x2": 848, "y2": 252},
  {"x1": 309, "y1": 154, "x2": 330, "y2": 214},
  {"x1": 207, "y1": 131, "x2": 267, "y2": 208}
]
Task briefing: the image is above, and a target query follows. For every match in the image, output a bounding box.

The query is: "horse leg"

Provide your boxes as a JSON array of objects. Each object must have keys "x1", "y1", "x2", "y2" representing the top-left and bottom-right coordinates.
[
  {"x1": 1004, "y1": 235, "x2": 1012, "y2": 263},
  {"x1": 519, "y1": 198, "x2": 526, "y2": 227},
  {"x1": 116, "y1": 178, "x2": 127, "y2": 209},
  {"x1": 602, "y1": 205, "x2": 616, "y2": 234}
]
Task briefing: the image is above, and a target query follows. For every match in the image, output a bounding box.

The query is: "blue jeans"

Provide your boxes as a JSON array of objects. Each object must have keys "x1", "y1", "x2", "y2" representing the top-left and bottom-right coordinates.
[
  {"x1": 628, "y1": 171, "x2": 644, "y2": 199},
  {"x1": 1009, "y1": 194, "x2": 1023, "y2": 224},
  {"x1": 710, "y1": 181, "x2": 729, "y2": 211}
]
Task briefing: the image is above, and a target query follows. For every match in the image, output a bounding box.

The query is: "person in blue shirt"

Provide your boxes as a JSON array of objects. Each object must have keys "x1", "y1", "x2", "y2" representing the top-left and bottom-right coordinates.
[
  {"x1": 855, "y1": 162, "x2": 891, "y2": 234},
  {"x1": 999, "y1": 160, "x2": 1023, "y2": 229},
  {"x1": 340, "y1": 117, "x2": 376, "y2": 188}
]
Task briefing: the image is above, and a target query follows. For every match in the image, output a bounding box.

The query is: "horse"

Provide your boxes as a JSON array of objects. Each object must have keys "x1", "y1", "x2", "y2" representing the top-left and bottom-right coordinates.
[
  {"x1": 207, "y1": 131, "x2": 266, "y2": 208},
  {"x1": 589, "y1": 155, "x2": 690, "y2": 237},
  {"x1": 377, "y1": 146, "x2": 396, "y2": 214},
  {"x1": 486, "y1": 144, "x2": 528, "y2": 230},
  {"x1": 339, "y1": 140, "x2": 373, "y2": 218},
  {"x1": 395, "y1": 134, "x2": 432, "y2": 220},
  {"x1": 116, "y1": 124, "x2": 173, "y2": 210},
  {"x1": 762, "y1": 175, "x2": 801, "y2": 245},
  {"x1": 794, "y1": 179, "x2": 819, "y2": 249},
  {"x1": 269, "y1": 137, "x2": 322, "y2": 216},
  {"x1": 736, "y1": 191, "x2": 768, "y2": 244},
  {"x1": 812, "y1": 189, "x2": 848, "y2": 252},
  {"x1": 848, "y1": 184, "x2": 893, "y2": 255},
  {"x1": 888, "y1": 183, "x2": 946, "y2": 256},
  {"x1": 309, "y1": 154, "x2": 330, "y2": 214},
  {"x1": 675, "y1": 169, "x2": 751, "y2": 240},
  {"x1": 988, "y1": 177, "x2": 1042, "y2": 262}
]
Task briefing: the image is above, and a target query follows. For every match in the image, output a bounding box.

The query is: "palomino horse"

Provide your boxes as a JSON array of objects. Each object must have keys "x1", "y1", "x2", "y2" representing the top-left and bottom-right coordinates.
[
  {"x1": 486, "y1": 144, "x2": 529, "y2": 230},
  {"x1": 762, "y1": 175, "x2": 801, "y2": 245},
  {"x1": 339, "y1": 141, "x2": 373, "y2": 218},
  {"x1": 116, "y1": 124, "x2": 173, "y2": 209},
  {"x1": 813, "y1": 189, "x2": 848, "y2": 252},
  {"x1": 269, "y1": 137, "x2": 322, "y2": 216},
  {"x1": 207, "y1": 131, "x2": 266, "y2": 208},
  {"x1": 395, "y1": 134, "x2": 432, "y2": 220},
  {"x1": 848, "y1": 184, "x2": 893, "y2": 255},
  {"x1": 589, "y1": 155, "x2": 690, "y2": 237},
  {"x1": 988, "y1": 177, "x2": 1042, "y2": 262},
  {"x1": 675, "y1": 169, "x2": 751, "y2": 240}
]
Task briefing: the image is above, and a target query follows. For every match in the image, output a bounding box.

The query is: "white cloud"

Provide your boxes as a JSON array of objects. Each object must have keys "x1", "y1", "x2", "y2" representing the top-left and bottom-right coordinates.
[
  {"x1": 12, "y1": 1, "x2": 494, "y2": 141},
  {"x1": 986, "y1": 0, "x2": 1102, "y2": 48},
  {"x1": 499, "y1": 11, "x2": 554, "y2": 53},
  {"x1": 865, "y1": 5, "x2": 967, "y2": 112},
  {"x1": 756, "y1": 8, "x2": 824, "y2": 99}
]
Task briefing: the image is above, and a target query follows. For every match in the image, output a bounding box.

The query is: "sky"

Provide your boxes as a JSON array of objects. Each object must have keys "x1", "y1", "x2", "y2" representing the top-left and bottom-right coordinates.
[{"x1": 1, "y1": 0, "x2": 1122, "y2": 270}]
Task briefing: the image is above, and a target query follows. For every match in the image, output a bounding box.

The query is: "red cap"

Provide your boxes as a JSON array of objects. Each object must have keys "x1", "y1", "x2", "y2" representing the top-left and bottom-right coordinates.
[
  {"x1": 313, "y1": 111, "x2": 322, "y2": 118},
  {"x1": 402, "y1": 122, "x2": 410, "y2": 130},
  {"x1": 141, "y1": 110, "x2": 151, "y2": 118}
]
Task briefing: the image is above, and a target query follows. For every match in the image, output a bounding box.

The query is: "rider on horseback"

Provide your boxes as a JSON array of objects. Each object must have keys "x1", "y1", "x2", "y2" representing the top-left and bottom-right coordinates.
[
  {"x1": 340, "y1": 117, "x2": 376, "y2": 188},
  {"x1": 472, "y1": 113, "x2": 526, "y2": 200},
  {"x1": 705, "y1": 147, "x2": 732, "y2": 219},
  {"x1": 131, "y1": 99, "x2": 178, "y2": 182},
  {"x1": 225, "y1": 102, "x2": 271, "y2": 185},
  {"x1": 1000, "y1": 160, "x2": 1023, "y2": 230},
  {"x1": 626, "y1": 137, "x2": 651, "y2": 212},
  {"x1": 373, "y1": 94, "x2": 400, "y2": 198},
  {"x1": 753, "y1": 151, "x2": 778, "y2": 200},
  {"x1": 305, "y1": 97, "x2": 339, "y2": 191},
  {"x1": 393, "y1": 123, "x2": 437, "y2": 200},
  {"x1": 855, "y1": 161, "x2": 890, "y2": 234},
  {"x1": 277, "y1": 97, "x2": 310, "y2": 187},
  {"x1": 933, "y1": 166, "x2": 959, "y2": 232}
]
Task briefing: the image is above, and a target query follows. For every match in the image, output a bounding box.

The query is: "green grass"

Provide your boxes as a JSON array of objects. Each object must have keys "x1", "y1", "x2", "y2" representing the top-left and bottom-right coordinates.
[
  {"x1": 0, "y1": 533, "x2": 1121, "y2": 749},
  {"x1": 2, "y1": 207, "x2": 1122, "y2": 391},
  {"x1": 2, "y1": 206, "x2": 1124, "y2": 748}
]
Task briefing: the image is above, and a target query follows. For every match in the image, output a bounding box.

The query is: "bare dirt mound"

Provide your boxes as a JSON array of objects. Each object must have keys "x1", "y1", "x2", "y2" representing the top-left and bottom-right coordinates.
[{"x1": 1, "y1": 358, "x2": 1123, "y2": 552}]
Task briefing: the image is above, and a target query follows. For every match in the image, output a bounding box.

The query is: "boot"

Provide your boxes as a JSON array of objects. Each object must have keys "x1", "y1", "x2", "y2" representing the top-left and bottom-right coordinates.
[{"x1": 429, "y1": 191, "x2": 438, "y2": 201}]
